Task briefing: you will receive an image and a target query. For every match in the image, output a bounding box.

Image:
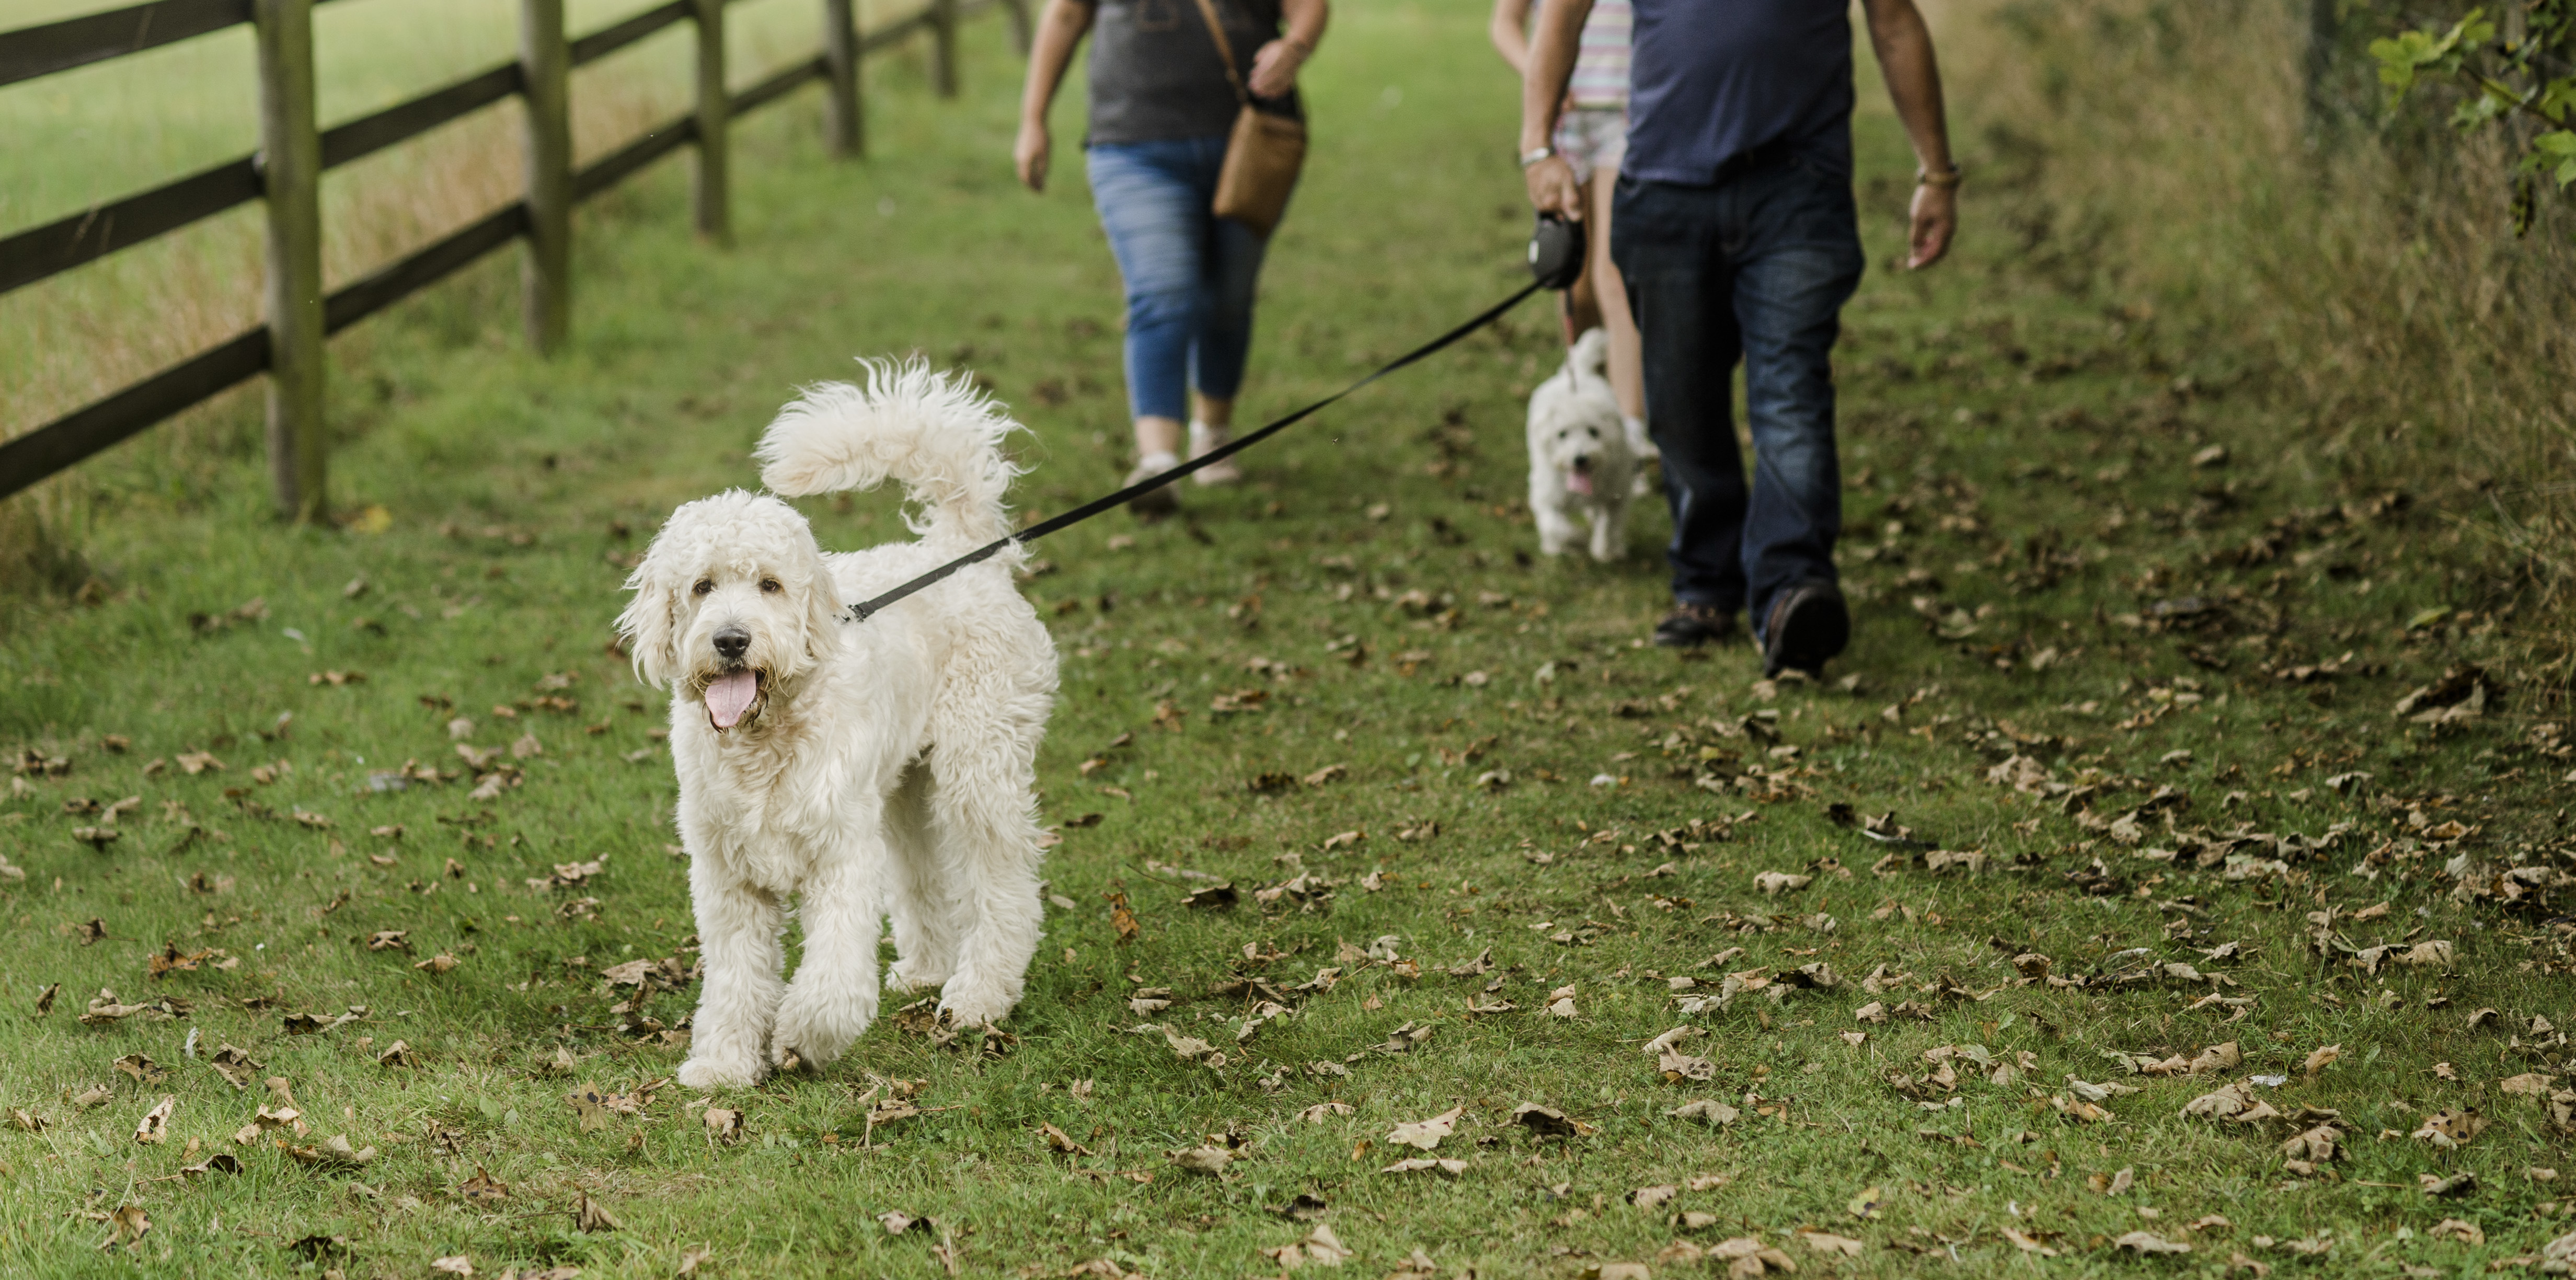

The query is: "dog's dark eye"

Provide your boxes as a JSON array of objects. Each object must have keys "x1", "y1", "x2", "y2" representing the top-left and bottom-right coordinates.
[
  {"x1": 760, "y1": 578, "x2": 783, "y2": 594},
  {"x1": 692, "y1": 579, "x2": 714, "y2": 596}
]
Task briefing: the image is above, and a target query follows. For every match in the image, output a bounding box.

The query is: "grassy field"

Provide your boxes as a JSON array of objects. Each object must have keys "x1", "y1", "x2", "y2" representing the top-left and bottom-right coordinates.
[{"x1": 5, "y1": 1, "x2": 2574, "y2": 1276}]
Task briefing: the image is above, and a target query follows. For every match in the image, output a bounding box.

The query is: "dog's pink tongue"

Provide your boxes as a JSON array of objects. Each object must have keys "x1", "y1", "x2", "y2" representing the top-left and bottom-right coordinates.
[
  {"x1": 704, "y1": 671, "x2": 758, "y2": 730},
  {"x1": 1567, "y1": 470, "x2": 1595, "y2": 496}
]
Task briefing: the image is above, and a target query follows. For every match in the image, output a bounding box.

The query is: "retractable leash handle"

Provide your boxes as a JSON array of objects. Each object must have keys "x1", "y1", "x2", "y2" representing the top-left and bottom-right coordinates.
[
  {"x1": 845, "y1": 236, "x2": 1573, "y2": 622},
  {"x1": 1528, "y1": 213, "x2": 1586, "y2": 292}
]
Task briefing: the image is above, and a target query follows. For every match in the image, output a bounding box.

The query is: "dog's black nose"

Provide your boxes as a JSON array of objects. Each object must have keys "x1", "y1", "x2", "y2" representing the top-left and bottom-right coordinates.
[
  {"x1": 712, "y1": 626, "x2": 750, "y2": 660},
  {"x1": 1572, "y1": 455, "x2": 1592, "y2": 471}
]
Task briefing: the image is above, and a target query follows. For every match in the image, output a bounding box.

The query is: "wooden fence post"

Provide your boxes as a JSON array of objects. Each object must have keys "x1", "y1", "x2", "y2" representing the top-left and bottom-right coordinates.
[
  {"x1": 520, "y1": 0, "x2": 572, "y2": 352},
  {"x1": 824, "y1": 0, "x2": 862, "y2": 158},
  {"x1": 1003, "y1": 0, "x2": 1031, "y2": 56},
  {"x1": 691, "y1": 0, "x2": 731, "y2": 244},
  {"x1": 253, "y1": 0, "x2": 326, "y2": 522},
  {"x1": 931, "y1": 0, "x2": 959, "y2": 98}
]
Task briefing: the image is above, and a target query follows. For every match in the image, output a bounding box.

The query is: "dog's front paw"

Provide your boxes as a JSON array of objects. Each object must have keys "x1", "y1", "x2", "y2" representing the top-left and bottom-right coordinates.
[
  {"x1": 676, "y1": 1052, "x2": 767, "y2": 1091},
  {"x1": 884, "y1": 958, "x2": 951, "y2": 995},
  {"x1": 770, "y1": 995, "x2": 870, "y2": 1070},
  {"x1": 936, "y1": 976, "x2": 1018, "y2": 1030}
]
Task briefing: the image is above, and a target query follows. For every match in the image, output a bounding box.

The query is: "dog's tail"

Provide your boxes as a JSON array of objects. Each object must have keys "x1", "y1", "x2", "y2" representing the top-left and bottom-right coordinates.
[
  {"x1": 757, "y1": 359, "x2": 1025, "y2": 550},
  {"x1": 1567, "y1": 327, "x2": 1611, "y2": 383}
]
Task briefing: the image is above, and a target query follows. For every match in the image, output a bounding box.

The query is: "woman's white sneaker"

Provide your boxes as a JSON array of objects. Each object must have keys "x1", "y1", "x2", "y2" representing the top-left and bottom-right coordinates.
[
  {"x1": 1124, "y1": 450, "x2": 1181, "y2": 516},
  {"x1": 1188, "y1": 421, "x2": 1243, "y2": 486}
]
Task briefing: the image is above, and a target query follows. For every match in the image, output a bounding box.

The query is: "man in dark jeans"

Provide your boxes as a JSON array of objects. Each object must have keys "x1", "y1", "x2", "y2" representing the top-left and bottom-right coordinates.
[{"x1": 1520, "y1": 0, "x2": 1958, "y2": 676}]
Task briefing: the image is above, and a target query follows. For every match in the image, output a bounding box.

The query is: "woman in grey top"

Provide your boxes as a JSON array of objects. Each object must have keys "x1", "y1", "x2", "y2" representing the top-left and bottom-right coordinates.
[{"x1": 1016, "y1": 0, "x2": 1330, "y2": 514}]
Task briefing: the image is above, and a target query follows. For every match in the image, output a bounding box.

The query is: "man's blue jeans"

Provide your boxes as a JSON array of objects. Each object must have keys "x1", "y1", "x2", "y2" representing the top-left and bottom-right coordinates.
[
  {"x1": 1085, "y1": 136, "x2": 1275, "y2": 422},
  {"x1": 1611, "y1": 151, "x2": 1865, "y2": 639}
]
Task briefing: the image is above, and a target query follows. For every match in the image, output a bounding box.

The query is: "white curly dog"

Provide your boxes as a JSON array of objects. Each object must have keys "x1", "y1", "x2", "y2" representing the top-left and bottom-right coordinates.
[
  {"x1": 1526, "y1": 327, "x2": 1637, "y2": 562},
  {"x1": 616, "y1": 362, "x2": 1057, "y2": 1090}
]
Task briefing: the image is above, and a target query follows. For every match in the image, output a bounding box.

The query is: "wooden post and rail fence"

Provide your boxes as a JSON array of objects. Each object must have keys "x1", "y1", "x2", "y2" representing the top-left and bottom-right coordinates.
[{"x1": 0, "y1": 0, "x2": 1024, "y2": 519}]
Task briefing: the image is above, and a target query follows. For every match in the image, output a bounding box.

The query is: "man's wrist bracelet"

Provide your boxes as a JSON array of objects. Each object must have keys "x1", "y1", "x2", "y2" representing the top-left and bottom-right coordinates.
[
  {"x1": 1283, "y1": 37, "x2": 1314, "y2": 57},
  {"x1": 1917, "y1": 164, "x2": 1963, "y2": 189},
  {"x1": 1520, "y1": 145, "x2": 1556, "y2": 169}
]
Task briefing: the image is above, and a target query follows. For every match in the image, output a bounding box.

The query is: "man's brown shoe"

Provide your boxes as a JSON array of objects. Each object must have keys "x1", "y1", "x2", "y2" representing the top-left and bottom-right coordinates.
[
  {"x1": 1761, "y1": 580, "x2": 1849, "y2": 677},
  {"x1": 1652, "y1": 601, "x2": 1737, "y2": 648}
]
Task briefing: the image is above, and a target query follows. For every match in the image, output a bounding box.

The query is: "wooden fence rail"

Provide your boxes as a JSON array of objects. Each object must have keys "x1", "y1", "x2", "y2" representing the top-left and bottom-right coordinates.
[{"x1": 0, "y1": 0, "x2": 1024, "y2": 516}]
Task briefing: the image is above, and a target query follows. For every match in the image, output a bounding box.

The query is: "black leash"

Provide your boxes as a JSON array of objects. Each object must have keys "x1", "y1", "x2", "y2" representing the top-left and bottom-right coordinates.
[{"x1": 844, "y1": 277, "x2": 1547, "y2": 623}]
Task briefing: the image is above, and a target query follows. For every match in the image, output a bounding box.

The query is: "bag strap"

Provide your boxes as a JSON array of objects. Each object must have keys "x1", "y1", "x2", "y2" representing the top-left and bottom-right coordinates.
[{"x1": 1186, "y1": 0, "x2": 1254, "y2": 107}]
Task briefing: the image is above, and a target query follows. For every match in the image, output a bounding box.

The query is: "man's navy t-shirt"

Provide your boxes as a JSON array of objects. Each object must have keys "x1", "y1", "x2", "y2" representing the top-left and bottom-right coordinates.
[{"x1": 1625, "y1": 0, "x2": 1854, "y2": 184}]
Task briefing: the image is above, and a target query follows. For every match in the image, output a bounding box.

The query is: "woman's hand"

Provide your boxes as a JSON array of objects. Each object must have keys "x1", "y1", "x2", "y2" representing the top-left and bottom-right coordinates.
[
  {"x1": 1524, "y1": 154, "x2": 1582, "y2": 220},
  {"x1": 1247, "y1": 38, "x2": 1308, "y2": 99},
  {"x1": 1014, "y1": 119, "x2": 1051, "y2": 192}
]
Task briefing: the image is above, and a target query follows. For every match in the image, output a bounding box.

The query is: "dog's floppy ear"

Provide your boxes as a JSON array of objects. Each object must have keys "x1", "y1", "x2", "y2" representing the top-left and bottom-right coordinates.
[
  {"x1": 615, "y1": 535, "x2": 683, "y2": 688},
  {"x1": 800, "y1": 548, "x2": 844, "y2": 667}
]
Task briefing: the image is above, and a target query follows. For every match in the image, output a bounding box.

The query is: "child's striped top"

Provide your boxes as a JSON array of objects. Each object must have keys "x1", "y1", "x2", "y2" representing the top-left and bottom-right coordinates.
[{"x1": 1567, "y1": 0, "x2": 1631, "y2": 109}]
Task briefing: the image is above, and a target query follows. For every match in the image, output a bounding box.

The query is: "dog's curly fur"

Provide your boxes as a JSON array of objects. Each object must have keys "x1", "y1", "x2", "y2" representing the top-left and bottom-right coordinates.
[
  {"x1": 1526, "y1": 328, "x2": 1636, "y2": 562},
  {"x1": 616, "y1": 361, "x2": 1057, "y2": 1090}
]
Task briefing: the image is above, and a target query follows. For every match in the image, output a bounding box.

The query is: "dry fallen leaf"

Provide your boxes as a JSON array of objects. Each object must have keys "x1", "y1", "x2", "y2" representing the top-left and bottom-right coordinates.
[
  {"x1": 2115, "y1": 1231, "x2": 2191, "y2": 1255},
  {"x1": 132, "y1": 1096, "x2": 173, "y2": 1144},
  {"x1": 1298, "y1": 1102, "x2": 1354, "y2": 1123},
  {"x1": 702, "y1": 1106, "x2": 743, "y2": 1144},
  {"x1": 1509, "y1": 1102, "x2": 1592, "y2": 1138},
  {"x1": 2001, "y1": 1227, "x2": 2058, "y2": 1256},
  {"x1": 206, "y1": 1044, "x2": 261, "y2": 1090},
  {"x1": 2280, "y1": 1124, "x2": 2342, "y2": 1163},
  {"x1": 1386, "y1": 1106, "x2": 1464, "y2": 1151},
  {"x1": 1380, "y1": 1157, "x2": 1466, "y2": 1177},
  {"x1": 1161, "y1": 1026, "x2": 1216, "y2": 1061},
  {"x1": 1799, "y1": 1230, "x2": 1865, "y2": 1258},
  {"x1": 1039, "y1": 1122, "x2": 1092, "y2": 1156},
  {"x1": 2411, "y1": 1108, "x2": 2488, "y2": 1150},
  {"x1": 2430, "y1": 1217, "x2": 2484, "y2": 1246},
  {"x1": 1263, "y1": 1221, "x2": 1353, "y2": 1269},
  {"x1": 574, "y1": 1192, "x2": 622, "y2": 1232},
  {"x1": 284, "y1": 1134, "x2": 378, "y2": 1168},
  {"x1": 458, "y1": 1166, "x2": 508, "y2": 1204},
  {"x1": 103, "y1": 1203, "x2": 150, "y2": 1249},
  {"x1": 1705, "y1": 1236, "x2": 1799, "y2": 1274},
  {"x1": 1668, "y1": 1100, "x2": 1740, "y2": 1127},
  {"x1": 1170, "y1": 1145, "x2": 1232, "y2": 1176}
]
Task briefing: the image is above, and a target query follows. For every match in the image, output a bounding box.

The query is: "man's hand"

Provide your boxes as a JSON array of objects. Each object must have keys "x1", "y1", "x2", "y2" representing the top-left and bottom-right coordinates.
[
  {"x1": 1907, "y1": 181, "x2": 1954, "y2": 269},
  {"x1": 1247, "y1": 39, "x2": 1307, "y2": 99},
  {"x1": 1015, "y1": 119, "x2": 1051, "y2": 192},
  {"x1": 1524, "y1": 154, "x2": 1583, "y2": 220}
]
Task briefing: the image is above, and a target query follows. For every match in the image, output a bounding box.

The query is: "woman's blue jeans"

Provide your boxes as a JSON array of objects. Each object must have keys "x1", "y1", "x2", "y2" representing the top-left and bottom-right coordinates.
[
  {"x1": 1085, "y1": 136, "x2": 1275, "y2": 423},
  {"x1": 1611, "y1": 149, "x2": 1866, "y2": 640}
]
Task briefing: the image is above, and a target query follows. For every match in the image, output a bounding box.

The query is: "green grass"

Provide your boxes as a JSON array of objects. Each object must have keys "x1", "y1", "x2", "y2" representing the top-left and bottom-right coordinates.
[{"x1": 4, "y1": 1, "x2": 2572, "y2": 1276}]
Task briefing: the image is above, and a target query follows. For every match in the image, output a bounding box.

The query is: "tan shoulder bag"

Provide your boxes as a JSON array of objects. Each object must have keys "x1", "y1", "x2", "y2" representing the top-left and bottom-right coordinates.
[{"x1": 1187, "y1": 0, "x2": 1306, "y2": 237}]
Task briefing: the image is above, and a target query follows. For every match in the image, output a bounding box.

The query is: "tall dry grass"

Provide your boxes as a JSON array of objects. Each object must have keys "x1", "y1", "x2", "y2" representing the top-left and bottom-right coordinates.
[{"x1": 1937, "y1": 0, "x2": 2576, "y2": 687}]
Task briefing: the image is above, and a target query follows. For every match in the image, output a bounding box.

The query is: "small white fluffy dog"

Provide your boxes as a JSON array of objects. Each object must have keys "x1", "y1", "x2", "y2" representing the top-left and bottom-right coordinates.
[
  {"x1": 616, "y1": 361, "x2": 1057, "y2": 1090},
  {"x1": 1526, "y1": 327, "x2": 1636, "y2": 562}
]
